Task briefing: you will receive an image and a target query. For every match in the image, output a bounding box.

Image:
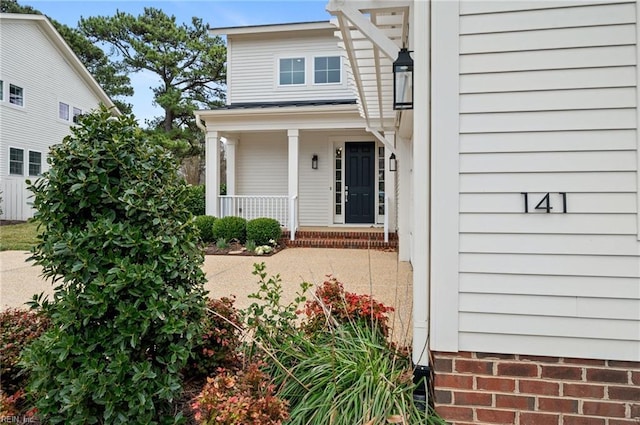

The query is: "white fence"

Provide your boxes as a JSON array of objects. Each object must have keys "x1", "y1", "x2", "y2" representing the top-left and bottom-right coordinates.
[
  {"x1": 218, "y1": 195, "x2": 289, "y2": 229},
  {"x1": 0, "y1": 178, "x2": 35, "y2": 221}
]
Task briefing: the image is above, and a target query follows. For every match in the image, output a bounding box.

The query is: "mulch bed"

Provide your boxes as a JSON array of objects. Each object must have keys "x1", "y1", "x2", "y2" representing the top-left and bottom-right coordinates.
[{"x1": 203, "y1": 240, "x2": 285, "y2": 256}]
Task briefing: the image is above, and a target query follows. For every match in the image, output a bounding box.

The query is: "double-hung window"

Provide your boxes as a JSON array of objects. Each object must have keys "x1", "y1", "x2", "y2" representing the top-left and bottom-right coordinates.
[
  {"x1": 279, "y1": 57, "x2": 305, "y2": 85},
  {"x1": 29, "y1": 151, "x2": 42, "y2": 176},
  {"x1": 314, "y1": 56, "x2": 341, "y2": 84},
  {"x1": 73, "y1": 107, "x2": 82, "y2": 123},
  {"x1": 9, "y1": 148, "x2": 24, "y2": 175},
  {"x1": 9, "y1": 84, "x2": 23, "y2": 106},
  {"x1": 59, "y1": 102, "x2": 70, "y2": 120}
]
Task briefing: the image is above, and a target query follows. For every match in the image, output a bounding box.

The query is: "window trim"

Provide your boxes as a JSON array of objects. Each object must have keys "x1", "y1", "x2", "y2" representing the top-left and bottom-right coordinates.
[
  {"x1": 278, "y1": 57, "x2": 306, "y2": 87},
  {"x1": 9, "y1": 146, "x2": 25, "y2": 176},
  {"x1": 8, "y1": 84, "x2": 24, "y2": 107},
  {"x1": 313, "y1": 55, "x2": 342, "y2": 85},
  {"x1": 28, "y1": 150, "x2": 42, "y2": 177}
]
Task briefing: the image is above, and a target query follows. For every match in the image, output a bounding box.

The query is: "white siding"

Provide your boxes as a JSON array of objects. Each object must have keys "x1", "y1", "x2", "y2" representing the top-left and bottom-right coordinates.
[
  {"x1": 0, "y1": 20, "x2": 105, "y2": 220},
  {"x1": 436, "y1": 0, "x2": 640, "y2": 361},
  {"x1": 228, "y1": 32, "x2": 353, "y2": 104},
  {"x1": 298, "y1": 131, "x2": 330, "y2": 226},
  {"x1": 235, "y1": 132, "x2": 288, "y2": 196}
]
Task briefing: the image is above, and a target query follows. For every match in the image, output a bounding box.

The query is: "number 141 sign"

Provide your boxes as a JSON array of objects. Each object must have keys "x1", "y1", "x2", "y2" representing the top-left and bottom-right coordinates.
[{"x1": 521, "y1": 192, "x2": 567, "y2": 213}]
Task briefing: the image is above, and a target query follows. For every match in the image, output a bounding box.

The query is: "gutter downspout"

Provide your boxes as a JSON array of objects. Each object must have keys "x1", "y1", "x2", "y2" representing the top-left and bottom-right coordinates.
[{"x1": 412, "y1": 0, "x2": 431, "y2": 409}]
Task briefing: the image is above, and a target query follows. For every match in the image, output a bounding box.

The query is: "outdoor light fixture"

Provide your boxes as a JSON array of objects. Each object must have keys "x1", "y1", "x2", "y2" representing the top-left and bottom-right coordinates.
[
  {"x1": 389, "y1": 153, "x2": 397, "y2": 172},
  {"x1": 393, "y1": 47, "x2": 414, "y2": 110},
  {"x1": 312, "y1": 154, "x2": 318, "y2": 169}
]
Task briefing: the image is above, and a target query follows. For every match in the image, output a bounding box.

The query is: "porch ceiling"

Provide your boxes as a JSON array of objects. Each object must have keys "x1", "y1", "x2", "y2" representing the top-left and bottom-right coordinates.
[{"x1": 327, "y1": 0, "x2": 411, "y2": 135}]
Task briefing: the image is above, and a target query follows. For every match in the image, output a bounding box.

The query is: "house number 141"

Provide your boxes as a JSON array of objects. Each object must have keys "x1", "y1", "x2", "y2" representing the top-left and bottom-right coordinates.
[{"x1": 521, "y1": 192, "x2": 567, "y2": 213}]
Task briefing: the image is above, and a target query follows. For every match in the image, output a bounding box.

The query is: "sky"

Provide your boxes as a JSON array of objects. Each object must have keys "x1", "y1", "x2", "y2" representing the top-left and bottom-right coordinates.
[{"x1": 25, "y1": 0, "x2": 330, "y2": 123}]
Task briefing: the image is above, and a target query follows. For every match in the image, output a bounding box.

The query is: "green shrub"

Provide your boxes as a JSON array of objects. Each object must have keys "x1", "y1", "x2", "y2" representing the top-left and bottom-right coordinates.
[
  {"x1": 246, "y1": 217, "x2": 282, "y2": 246},
  {"x1": 184, "y1": 184, "x2": 206, "y2": 216},
  {"x1": 23, "y1": 108, "x2": 207, "y2": 424},
  {"x1": 194, "y1": 215, "x2": 216, "y2": 243},
  {"x1": 0, "y1": 308, "x2": 51, "y2": 394},
  {"x1": 212, "y1": 216, "x2": 247, "y2": 243}
]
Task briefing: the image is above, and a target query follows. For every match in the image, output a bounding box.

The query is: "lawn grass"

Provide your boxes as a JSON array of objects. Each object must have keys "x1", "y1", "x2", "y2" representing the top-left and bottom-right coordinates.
[{"x1": 0, "y1": 221, "x2": 39, "y2": 251}]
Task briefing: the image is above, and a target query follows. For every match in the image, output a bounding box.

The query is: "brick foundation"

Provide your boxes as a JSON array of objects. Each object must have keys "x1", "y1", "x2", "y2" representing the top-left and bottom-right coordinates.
[{"x1": 433, "y1": 351, "x2": 640, "y2": 425}]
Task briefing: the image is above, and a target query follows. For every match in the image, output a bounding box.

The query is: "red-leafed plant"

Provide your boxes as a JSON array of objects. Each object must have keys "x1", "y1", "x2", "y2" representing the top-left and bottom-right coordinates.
[
  {"x1": 188, "y1": 297, "x2": 243, "y2": 378},
  {"x1": 302, "y1": 277, "x2": 395, "y2": 336},
  {"x1": 191, "y1": 362, "x2": 289, "y2": 425}
]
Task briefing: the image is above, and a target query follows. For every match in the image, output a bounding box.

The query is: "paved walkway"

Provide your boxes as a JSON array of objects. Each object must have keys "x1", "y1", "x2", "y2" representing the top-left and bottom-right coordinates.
[{"x1": 0, "y1": 248, "x2": 414, "y2": 344}]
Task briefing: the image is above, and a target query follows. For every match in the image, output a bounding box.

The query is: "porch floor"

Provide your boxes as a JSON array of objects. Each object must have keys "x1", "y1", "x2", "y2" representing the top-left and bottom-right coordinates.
[{"x1": 281, "y1": 226, "x2": 397, "y2": 250}]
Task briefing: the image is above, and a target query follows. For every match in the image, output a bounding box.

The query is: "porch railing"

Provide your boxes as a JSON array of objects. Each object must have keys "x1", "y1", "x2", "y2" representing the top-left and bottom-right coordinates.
[{"x1": 218, "y1": 195, "x2": 289, "y2": 228}]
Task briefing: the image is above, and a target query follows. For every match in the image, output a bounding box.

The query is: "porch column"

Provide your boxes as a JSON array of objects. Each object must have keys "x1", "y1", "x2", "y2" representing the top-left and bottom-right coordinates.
[
  {"x1": 398, "y1": 135, "x2": 412, "y2": 262},
  {"x1": 288, "y1": 129, "x2": 299, "y2": 235},
  {"x1": 225, "y1": 137, "x2": 238, "y2": 196},
  {"x1": 205, "y1": 130, "x2": 220, "y2": 217}
]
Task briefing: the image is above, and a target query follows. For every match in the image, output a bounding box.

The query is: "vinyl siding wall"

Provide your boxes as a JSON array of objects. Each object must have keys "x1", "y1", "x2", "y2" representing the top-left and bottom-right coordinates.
[
  {"x1": 227, "y1": 33, "x2": 353, "y2": 104},
  {"x1": 442, "y1": 0, "x2": 640, "y2": 361},
  {"x1": 0, "y1": 21, "x2": 105, "y2": 220},
  {"x1": 235, "y1": 132, "x2": 288, "y2": 196}
]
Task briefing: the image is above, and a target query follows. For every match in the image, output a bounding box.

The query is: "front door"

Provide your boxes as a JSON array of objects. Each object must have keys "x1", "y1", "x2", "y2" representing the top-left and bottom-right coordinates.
[{"x1": 345, "y1": 142, "x2": 375, "y2": 224}]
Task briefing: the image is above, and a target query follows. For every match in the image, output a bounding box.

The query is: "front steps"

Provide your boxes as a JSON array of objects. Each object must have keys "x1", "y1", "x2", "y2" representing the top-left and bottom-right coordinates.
[{"x1": 281, "y1": 229, "x2": 398, "y2": 250}]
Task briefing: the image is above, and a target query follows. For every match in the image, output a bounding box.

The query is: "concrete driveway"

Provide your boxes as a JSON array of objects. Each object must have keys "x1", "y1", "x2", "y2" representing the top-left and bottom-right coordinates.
[{"x1": 0, "y1": 248, "x2": 414, "y2": 344}]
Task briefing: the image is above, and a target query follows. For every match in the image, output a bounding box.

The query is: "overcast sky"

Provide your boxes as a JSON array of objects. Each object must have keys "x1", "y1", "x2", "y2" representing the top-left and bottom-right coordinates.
[{"x1": 25, "y1": 0, "x2": 329, "y2": 123}]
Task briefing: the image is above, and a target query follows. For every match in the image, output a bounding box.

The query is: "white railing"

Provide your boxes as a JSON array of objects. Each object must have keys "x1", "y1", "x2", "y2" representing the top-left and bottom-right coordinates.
[
  {"x1": 290, "y1": 194, "x2": 298, "y2": 241},
  {"x1": 218, "y1": 195, "x2": 289, "y2": 228}
]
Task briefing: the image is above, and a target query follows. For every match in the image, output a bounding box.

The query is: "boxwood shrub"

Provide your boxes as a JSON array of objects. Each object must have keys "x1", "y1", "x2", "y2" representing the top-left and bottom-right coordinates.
[
  {"x1": 184, "y1": 184, "x2": 205, "y2": 216},
  {"x1": 246, "y1": 218, "x2": 282, "y2": 246},
  {"x1": 194, "y1": 215, "x2": 217, "y2": 243},
  {"x1": 212, "y1": 216, "x2": 247, "y2": 244}
]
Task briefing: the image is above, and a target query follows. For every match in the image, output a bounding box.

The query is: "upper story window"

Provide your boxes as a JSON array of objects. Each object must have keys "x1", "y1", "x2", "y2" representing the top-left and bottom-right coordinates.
[
  {"x1": 59, "y1": 102, "x2": 70, "y2": 120},
  {"x1": 9, "y1": 84, "x2": 24, "y2": 106},
  {"x1": 29, "y1": 151, "x2": 42, "y2": 176},
  {"x1": 314, "y1": 56, "x2": 341, "y2": 84},
  {"x1": 9, "y1": 147, "x2": 24, "y2": 175},
  {"x1": 73, "y1": 107, "x2": 82, "y2": 123},
  {"x1": 279, "y1": 57, "x2": 305, "y2": 85}
]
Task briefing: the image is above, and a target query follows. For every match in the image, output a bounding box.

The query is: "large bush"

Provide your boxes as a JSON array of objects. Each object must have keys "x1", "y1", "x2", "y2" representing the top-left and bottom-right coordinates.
[
  {"x1": 246, "y1": 217, "x2": 282, "y2": 246},
  {"x1": 184, "y1": 184, "x2": 205, "y2": 216},
  {"x1": 23, "y1": 108, "x2": 207, "y2": 424},
  {"x1": 194, "y1": 215, "x2": 216, "y2": 243},
  {"x1": 212, "y1": 216, "x2": 247, "y2": 243}
]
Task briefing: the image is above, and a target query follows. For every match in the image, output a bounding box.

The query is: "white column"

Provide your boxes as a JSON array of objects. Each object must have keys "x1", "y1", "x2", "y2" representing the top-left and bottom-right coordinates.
[
  {"x1": 288, "y1": 129, "x2": 299, "y2": 234},
  {"x1": 397, "y1": 135, "x2": 412, "y2": 262},
  {"x1": 205, "y1": 130, "x2": 220, "y2": 217},
  {"x1": 225, "y1": 137, "x2": 238, "y2": 196}
]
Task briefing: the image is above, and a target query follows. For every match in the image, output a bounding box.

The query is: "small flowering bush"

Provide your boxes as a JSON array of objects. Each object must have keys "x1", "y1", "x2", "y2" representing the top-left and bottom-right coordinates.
[
  {"x1": 0, "y1": 308, "x2": 51, "y2": 394},
  {"x1": 302, "y1": 277, "x2": 395, "y2": 336},
  {"x1": 188, "y1": 297, "x2": 242, "y2": 378},
  {"x1": 191, "y1": 362, "x2": 289, "y2": 425}
]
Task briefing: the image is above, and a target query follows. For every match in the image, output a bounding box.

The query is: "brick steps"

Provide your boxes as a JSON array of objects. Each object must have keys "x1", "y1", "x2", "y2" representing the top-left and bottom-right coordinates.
[{"x1": 280, "y1": 230, "x2": 398, "y2": 250}]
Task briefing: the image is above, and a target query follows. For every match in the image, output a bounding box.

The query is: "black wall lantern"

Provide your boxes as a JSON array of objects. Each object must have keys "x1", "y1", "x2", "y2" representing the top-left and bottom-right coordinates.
[
  {"x1": 393, "y1": 48, "x2": 414, "y2": 110},
  {"x1": 312, "y1": 154, "x2": 318, "y2": 170},
  {"x1": 389, "y1": 153, "x2": 397, "y2": 172}
]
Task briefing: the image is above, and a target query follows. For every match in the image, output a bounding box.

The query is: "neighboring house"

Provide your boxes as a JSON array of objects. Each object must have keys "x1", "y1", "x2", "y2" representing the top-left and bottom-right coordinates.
[
  {"x1": 198, "y1": 1, "x2": 640, "y2": 424},
  {"x1": 0, "y1": 13, "x2": 116, "y2": 221}
]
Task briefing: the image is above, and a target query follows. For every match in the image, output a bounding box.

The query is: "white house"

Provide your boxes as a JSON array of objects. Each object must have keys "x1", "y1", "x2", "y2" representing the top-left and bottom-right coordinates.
[
  {"x1": 0, "y1": 13, "x2": 116, "y2": 221},
  {"x1": 198, "y1": 1, "x2": 640, "y2": 423}
]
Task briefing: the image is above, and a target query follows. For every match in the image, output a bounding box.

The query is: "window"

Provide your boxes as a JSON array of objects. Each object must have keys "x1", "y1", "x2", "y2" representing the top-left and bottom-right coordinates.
[
  {"x1": 335, "y1": 147, "x2": 343, "y2": 215},
  {"x1": 0, "y1": 80, "x2": 3, "y2": 101},
  {"x1": 9, "y1": 147, "x2": 24, "y2": 175},
  {"x1": 315, "y1": 56, "x2": 341, "y2": 84},
  {"x1": 59, "y1": 102, "x2": 70, "y2": 120},
  {"x1": 279, "y1": 57, "x2": 305, "y2": 85},
  {"x1": 378, "y1": 147, "x2": 385, "y2": 215},
  {"x1": 72, "y1": 107, "x2": 82, "y2": 123},
  {"x1": 29, "y1": 151, "x2": 42, "y2": 176},
  {"x1": 9, "y1": 84, "x2": 23, "y2": 106}
]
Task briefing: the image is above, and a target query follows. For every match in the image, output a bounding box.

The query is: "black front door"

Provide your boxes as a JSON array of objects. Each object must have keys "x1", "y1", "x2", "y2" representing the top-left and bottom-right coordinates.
[{"x1": 345, "y1": 142, "x2": 375, "y2": 224}]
